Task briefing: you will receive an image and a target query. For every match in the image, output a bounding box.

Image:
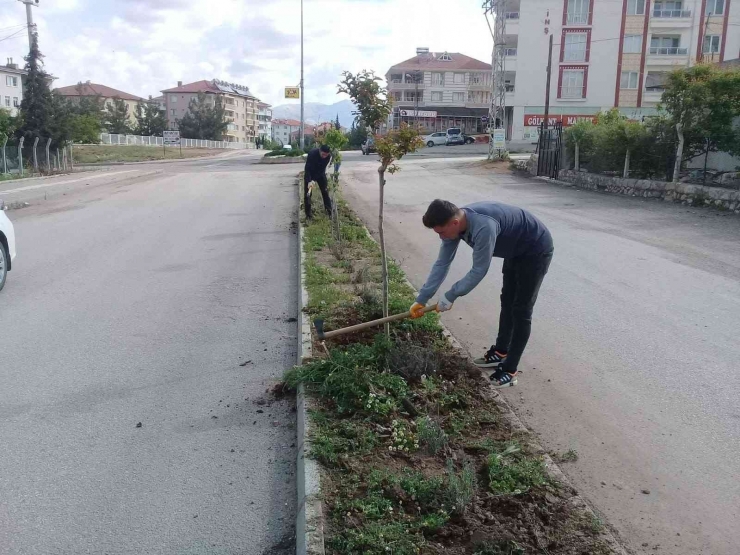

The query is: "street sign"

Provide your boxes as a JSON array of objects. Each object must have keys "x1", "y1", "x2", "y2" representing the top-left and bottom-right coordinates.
[
  {"x1": 493, "y1": 129, "x2": 506, "y2": 149},
  {"x1": 481, "y1": 116, "x2": 489, "y2": 123},
  {"x1": 285, "y1": 87, "x2": 300, "y2": 99},
  {"x1": 163, "y1": 130, "x2": 180, "y2": 146}
]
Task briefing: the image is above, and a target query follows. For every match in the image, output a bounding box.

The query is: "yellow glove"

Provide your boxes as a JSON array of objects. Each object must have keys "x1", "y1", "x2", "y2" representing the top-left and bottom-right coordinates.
[{"x1": 409, "y1": 302, "x2": 426, "y2": 319}]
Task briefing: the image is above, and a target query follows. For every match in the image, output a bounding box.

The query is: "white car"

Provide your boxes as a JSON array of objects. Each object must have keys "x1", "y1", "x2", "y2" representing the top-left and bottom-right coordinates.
[
  {"x1": 423, "y1": 132, "x2": 448, "y2": 147},
  {"x1": 0, "y1": 206, "x2": 16, "y2": 292}
]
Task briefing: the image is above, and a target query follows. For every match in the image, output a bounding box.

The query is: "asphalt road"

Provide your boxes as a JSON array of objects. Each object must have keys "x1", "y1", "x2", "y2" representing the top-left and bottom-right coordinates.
[
  {"x1": 0, "y1": 152, "x2": 298, "y2": 555},
  {"x1": 340, "y1": 157, "x2": 740, "y2": 555}
]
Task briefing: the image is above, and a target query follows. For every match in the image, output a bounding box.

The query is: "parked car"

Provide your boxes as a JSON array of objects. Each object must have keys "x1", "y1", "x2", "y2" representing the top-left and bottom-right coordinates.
[
  {"x1": 0, "y1": 206, "x2": 16, "y2": 292},
  {"x1": 462, "y1": 133, "x2": 477, "y2": 144},
  {"x1": 361, "y1": 137, "x2": 376, "y2": 155},
  {"x1": 445, "y1": 127, "x2": 465, "y2": 146},
  {"x1": 423, "y1": 132, "x2": 448, "y2": 147}
]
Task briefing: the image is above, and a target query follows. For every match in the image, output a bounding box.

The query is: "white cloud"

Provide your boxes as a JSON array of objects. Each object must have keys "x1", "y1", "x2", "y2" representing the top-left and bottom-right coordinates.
[{"x1": 3, "y1": 0, "x2": 493, "y2": 106}]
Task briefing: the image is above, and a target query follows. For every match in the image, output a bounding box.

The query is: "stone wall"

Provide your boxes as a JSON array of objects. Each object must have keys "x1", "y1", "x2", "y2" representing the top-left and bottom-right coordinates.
[{"x1": 558, "y1": 170, "x2": 740, "y2": 213}]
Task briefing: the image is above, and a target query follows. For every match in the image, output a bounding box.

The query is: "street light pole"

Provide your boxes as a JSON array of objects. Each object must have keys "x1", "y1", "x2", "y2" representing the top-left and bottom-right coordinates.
[
  {"x1": 299, "y1": 0, "x2": 305, "y2": 150},
  {"x1": 18, "y1": 0, "x2": 38, "y2": 52}
]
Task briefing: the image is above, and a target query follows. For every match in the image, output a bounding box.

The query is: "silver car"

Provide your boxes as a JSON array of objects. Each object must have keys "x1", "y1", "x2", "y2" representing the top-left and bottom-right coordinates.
[{"x1": 423, "y1": 132, "x2": 447, "y2": 147}]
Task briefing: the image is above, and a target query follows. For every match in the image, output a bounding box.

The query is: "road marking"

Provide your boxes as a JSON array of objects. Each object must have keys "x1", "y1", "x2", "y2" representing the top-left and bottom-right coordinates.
[{"x1": 0, "y1": 170, "x2": 138, "y2": 195}]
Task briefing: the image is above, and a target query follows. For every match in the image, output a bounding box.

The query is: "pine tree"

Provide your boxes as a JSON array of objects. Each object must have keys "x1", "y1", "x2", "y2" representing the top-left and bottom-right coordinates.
[
  {"x1": 105, "y1": 98, "x2": 131, "y2": 134},
  {"x1": 18, "y1": 35, "x2": 54, "y2": 145},
  {"x1": 335, "y1": 114, "x2": 341, "y2": 130},
  {"x1": 177, "y1": 93, "x2": 228, "y2": 140},
  {"x1": 134, "y1": 101, "x2": 167, "y2": 136}
]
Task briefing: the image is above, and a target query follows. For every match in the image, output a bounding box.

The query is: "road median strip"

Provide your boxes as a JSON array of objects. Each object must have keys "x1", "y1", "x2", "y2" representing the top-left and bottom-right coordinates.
[{"x1": 293, "y1": 174, "x2": 628, "y2": 554}]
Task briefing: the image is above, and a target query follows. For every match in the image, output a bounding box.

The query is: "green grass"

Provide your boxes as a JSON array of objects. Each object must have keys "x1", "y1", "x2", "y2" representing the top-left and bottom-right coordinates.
[
  {"x1": 72, "y1": 145, "x2": 226, "y2": 164},
  {"x1": 485, "y1": 442, "x2": 549, "y2": 495}
]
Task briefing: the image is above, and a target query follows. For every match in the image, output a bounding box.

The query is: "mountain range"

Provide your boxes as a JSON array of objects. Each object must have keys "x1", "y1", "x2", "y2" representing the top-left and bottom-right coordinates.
[{"x1": 271, "y1": 99, "x2": 357, "y2": 128}]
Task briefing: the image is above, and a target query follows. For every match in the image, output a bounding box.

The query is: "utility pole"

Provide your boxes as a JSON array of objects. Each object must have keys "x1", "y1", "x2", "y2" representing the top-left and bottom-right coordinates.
[
  {"x1": 18, "y1": 0, "x2": 38, "y2": 51},
  {"x1": 483, "y1": 0, "x2": 508, "y2": 160},
  {"x1": 299, "y1": 0, "x2": 305, "y2": 150},
  {"x1": 543, "y1": 33, "x2": 554, "y2": 129}
]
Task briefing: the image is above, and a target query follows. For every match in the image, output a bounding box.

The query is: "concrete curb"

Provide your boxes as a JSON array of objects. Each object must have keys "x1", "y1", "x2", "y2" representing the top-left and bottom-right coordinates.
[
  {"x1": 358, "y1": 218, "x2": 630, "y2": 555},
  {"x1": 295, "y1": 179, "x2": 326, "y2": 555},
  {"x1": 261, "y1": 156, "x2": 306, "y2": 165}
]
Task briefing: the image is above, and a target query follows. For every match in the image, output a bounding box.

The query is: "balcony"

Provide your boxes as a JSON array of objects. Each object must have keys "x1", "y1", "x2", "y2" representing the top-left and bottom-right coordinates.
[
  {"x1": 559, "y1": 86, "x2": 585, "y2": 100},
  {"x1": 649, "y1": 46, "x2": 688, "y2": 55},
  {"x1": 653, "y1": 8, "x2": 691, "y2": 17},
  {"x1": 565, "y1": 12, "x2": 590, "y2": 25},
  {"x1": 388, "y1": 82, "x2": 426, "y2": 90},
  {"x1": 504, "y1": 48, "x2": 518, "y2": 57}
]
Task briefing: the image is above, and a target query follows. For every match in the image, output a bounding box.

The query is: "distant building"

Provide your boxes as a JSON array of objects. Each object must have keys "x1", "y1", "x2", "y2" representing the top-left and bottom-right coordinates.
[
  {"x1": 161, "y1": 80, "x2": 260, "y2": 144},
  {"x1": 257, "y1": 102, "x2": 272, "y2": 141},
  {"x1": 386, "y1": 48, "x2": 492, "y2": 135},
  {"x1": 55, "y1": 81, "x2": 145, "y2": 124},
  {"x1": 289, "y1": 121, "x2": 336, "y2": 143},
  {"x1": 271, "y1": 118, "x2": 301, "y2": 145},
  {"x1": 150, "y1": 95, "x2": 166, "y2": 112},
  {"x1": 0, "y1": 58, "x2": 25, "y2": 117}
]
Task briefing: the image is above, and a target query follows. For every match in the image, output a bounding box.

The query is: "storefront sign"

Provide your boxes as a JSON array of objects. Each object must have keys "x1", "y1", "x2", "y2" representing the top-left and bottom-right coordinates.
[
  {"x1": 399, "y1": 110, "x2": 437, "y2": 118},
  {"x1": 284, "y1": 87, "x2": 300, "y2": 99},
  {"x1": 523, "y1": 114, "x2": 597, "y2": 127}
]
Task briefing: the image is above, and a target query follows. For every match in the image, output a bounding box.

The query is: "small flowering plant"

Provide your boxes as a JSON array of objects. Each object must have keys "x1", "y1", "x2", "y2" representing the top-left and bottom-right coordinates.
[{"x1": 389, "y1": 419, "x2": 419, "y2": 454}]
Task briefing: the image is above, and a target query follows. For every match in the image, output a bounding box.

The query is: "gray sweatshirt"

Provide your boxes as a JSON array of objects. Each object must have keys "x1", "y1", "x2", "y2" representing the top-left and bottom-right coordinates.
[{"x1": 416, "y1": 202, "x2": 553, "y2": 305}]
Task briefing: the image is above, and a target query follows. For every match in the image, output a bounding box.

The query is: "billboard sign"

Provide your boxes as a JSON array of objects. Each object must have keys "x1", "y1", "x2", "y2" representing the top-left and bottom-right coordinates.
[{"x1": 163, "y1": 130, "x2": 181, "y2": 146}]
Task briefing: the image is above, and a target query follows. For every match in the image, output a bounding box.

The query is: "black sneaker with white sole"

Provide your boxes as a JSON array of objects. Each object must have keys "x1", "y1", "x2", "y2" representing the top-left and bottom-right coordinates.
[
  {"x1": 473, "y1": 345, "x2": 508, "y2": 368},
  {"x1": 490, "y1": 368, "x2": 518, "y2": 388}
]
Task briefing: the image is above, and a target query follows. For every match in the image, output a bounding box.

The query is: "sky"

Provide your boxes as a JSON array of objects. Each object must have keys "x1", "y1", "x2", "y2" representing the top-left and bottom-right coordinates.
[{"x1": 0, "y1": 0, "x2": 494, "y2": 107}]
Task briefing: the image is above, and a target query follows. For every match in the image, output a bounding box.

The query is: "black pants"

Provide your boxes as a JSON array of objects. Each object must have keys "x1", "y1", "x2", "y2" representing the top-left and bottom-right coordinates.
[
  {"x1": 496, "y1": 251, "x2": 553, "y2": 374},
  {"x1": 304, "y1": 173, "x2": 332, "y2": 218}
]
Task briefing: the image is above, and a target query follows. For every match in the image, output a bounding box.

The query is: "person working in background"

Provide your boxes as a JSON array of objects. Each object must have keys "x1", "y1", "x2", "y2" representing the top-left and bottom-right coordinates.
[
  {"x1": 303, "y1": 145, "x2": 333, "y2": 219},
  {"x1": 410, "y1": 199, "x2": 554, "y2": 388}
]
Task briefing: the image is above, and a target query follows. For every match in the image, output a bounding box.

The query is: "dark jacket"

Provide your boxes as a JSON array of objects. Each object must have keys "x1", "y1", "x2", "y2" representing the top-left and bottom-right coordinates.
[{"x1": 304, "y1": 148, "x2": 331, "y2": 181}]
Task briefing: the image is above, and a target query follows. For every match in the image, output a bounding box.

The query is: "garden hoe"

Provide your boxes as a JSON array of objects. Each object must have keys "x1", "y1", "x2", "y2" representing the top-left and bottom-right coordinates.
[{"x1": 314, "y1": 304, "x2": 438, "y2": 341}]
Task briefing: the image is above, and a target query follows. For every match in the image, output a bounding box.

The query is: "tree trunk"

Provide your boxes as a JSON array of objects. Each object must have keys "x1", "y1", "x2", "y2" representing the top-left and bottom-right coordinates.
[
  {"x1": 623, "y1": 149, "x2": 630, "y2": 179},
  {"x1": 574, "y1": 141, "x2": 580, "y2": 171},
  {"x1": 378, "y1": 166, "x2": 389, "y2": 338},
  {"x1": 673, "y1": 123, "x2": 684, "y2": 184}
]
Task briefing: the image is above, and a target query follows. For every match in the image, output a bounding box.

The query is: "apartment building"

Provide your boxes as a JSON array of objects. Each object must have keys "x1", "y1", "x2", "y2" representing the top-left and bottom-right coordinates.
[
  {"x1": 385, "y1": 48, "x2": 493, "y2": 134},
  {"x1": 1, "y1": 58, "x2": 25, "y2": 116},
  {"x1": 257, "y1": 102, "x2": 272, "y2": 141},
  {"x1": 271, "y1": 118, "x2": 301, "y2": 144},
  {"x1": 502, "y1": 0, "x2": 740, "y2": 143},
  {"x1": 55, "y1": 81, "x2": 145, "y2": 125},
  {"x1": 161, "y1": 80, "x2": 259, "y2": 144}
]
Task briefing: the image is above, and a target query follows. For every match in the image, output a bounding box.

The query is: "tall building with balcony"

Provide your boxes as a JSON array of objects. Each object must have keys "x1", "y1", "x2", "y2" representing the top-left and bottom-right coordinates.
[
  {"x1": 385, "y1": 48, "x2": 493, "y2": 134},
  {"x1": 257, "y1": 102, "x2": 272, "y2": 141},
  {"x1": 501, "y1": 0, "x2": 740, "y2": 143},
  {"x1": 1, "y1": 58, "x2": 26, "y2": 117},
  {"x1": 161, "y1": 80, "x2": 260, "y2": 144}
]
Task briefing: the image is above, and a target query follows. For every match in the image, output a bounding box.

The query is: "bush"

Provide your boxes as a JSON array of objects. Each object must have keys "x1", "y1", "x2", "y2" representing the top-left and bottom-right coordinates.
[{"x1": 264, "y1": 147, "x2": 305, "y2": 158}]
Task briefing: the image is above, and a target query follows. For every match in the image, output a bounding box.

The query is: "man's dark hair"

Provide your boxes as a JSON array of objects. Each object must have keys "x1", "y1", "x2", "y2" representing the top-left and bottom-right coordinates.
[
  {"x1": 319, "y1": 144, "x2": 331, "y2": 153},
  {"x1": 422, "y1": 199, "x2": 459, "y2": 228}
]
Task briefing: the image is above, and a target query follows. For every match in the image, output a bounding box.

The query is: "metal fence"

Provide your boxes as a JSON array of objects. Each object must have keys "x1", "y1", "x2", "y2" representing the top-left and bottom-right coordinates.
[
  {"x1": 99, "y1": 133, "x2": 251, "y2": 149},
  {"x1": 2, "y1": 136, "x2": 73, "y2": 177}
]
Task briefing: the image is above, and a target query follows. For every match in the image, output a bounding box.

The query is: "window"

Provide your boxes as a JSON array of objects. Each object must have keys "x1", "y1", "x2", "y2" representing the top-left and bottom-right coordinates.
[
  {"x1": 171, "y1": 108, "x2": 176, "y2": 115},
  {"x1": 453, "y1": 73, "x2": 464, "y2": 84},
  {"x1": 620, "y1": 71, "x2": 639, "y2": 89},
  {"x1": 431, "y1": 91, "x2": 443, "y2": 102},
  {"x1": 4, "y1": 96, "x2": 9, "y2": 107},
  {"x1": 392, "y1": 92, "x2": 402, "y2": 101},
  {"x1": 645, "y1": 72, "x2": 669, "y2": 91},
  {"x1": 560, "y1": 69, "x2": 585, "y2": 98},
  {"x1": 170, "y1": 95, "x2": 177, "y2": 103},
  {"x1": 703, "y1": 35, "x2": 721, "y2": 53},
  {"x1": 431, "y1": 72, "x2": 444, "y2": 86},
  {"x1": 623, "y1": 34, "x2": 643, "y2": 53},
  {"x1": 564, "y1": 32, "x2": 588, "y2": 61},
  {"x1": 6, "y1": 76, "x2": 18, "y2": 87},
  {"x1": 706, "y1": 0, "x2": 724, "y2": 15},
  {"x1": 566, "y1": 0, "x2": 590, "y2": 24},
  {"x1": 13, "y1": 97, "x2": 19, "y2": 107},
  {"x1": 653, "y1": 1, "x2": 687, "y2": 17},
  {"x1": 627, "y1": 0, "x2": 645, "y2": 15},
  {"x1": 453, "y1": 92, "x2": 465, "y2": 102},
  {"x1": 438, "y1": 52, "x2": 452, "y2": 61}
]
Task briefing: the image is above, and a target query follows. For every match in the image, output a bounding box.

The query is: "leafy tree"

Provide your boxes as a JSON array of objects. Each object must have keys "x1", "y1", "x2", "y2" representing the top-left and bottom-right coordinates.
[
  {"x1": 134, "y1": 100, "x2": 167, "y2": 136},
  {"x1": 338, "y1": 70, "x2": 422, "y2": 334},
  {"x1": 661, "y1": 64, "x2": 740, "y2": 180},
  {"x1": 347, "y1": 121, "x2": 368, "y2": 148},
  {"x1": 176, "y1": 92, "x2": 228, "y2": 140},
  {"x1": 0, "y1": 108, "x2": 19, "y2": 139},
  {"x1": 565, "y1": 120, "x2": 594, "y2": 171},
  {"x1": 18, "y1": 35, "x2": 55, "y2": 145},
  {"x1": 105, "y1": 97, "x2": 131, "y2": 134},
  {"x1": 69, "y1": 114, "x2": 102, "y2": 143}
]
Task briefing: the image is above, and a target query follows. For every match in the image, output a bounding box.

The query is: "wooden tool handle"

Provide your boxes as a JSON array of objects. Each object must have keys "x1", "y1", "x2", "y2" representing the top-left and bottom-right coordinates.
[{"x1": 321, "y1": 304, "x2": 438, "y2": 340}]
